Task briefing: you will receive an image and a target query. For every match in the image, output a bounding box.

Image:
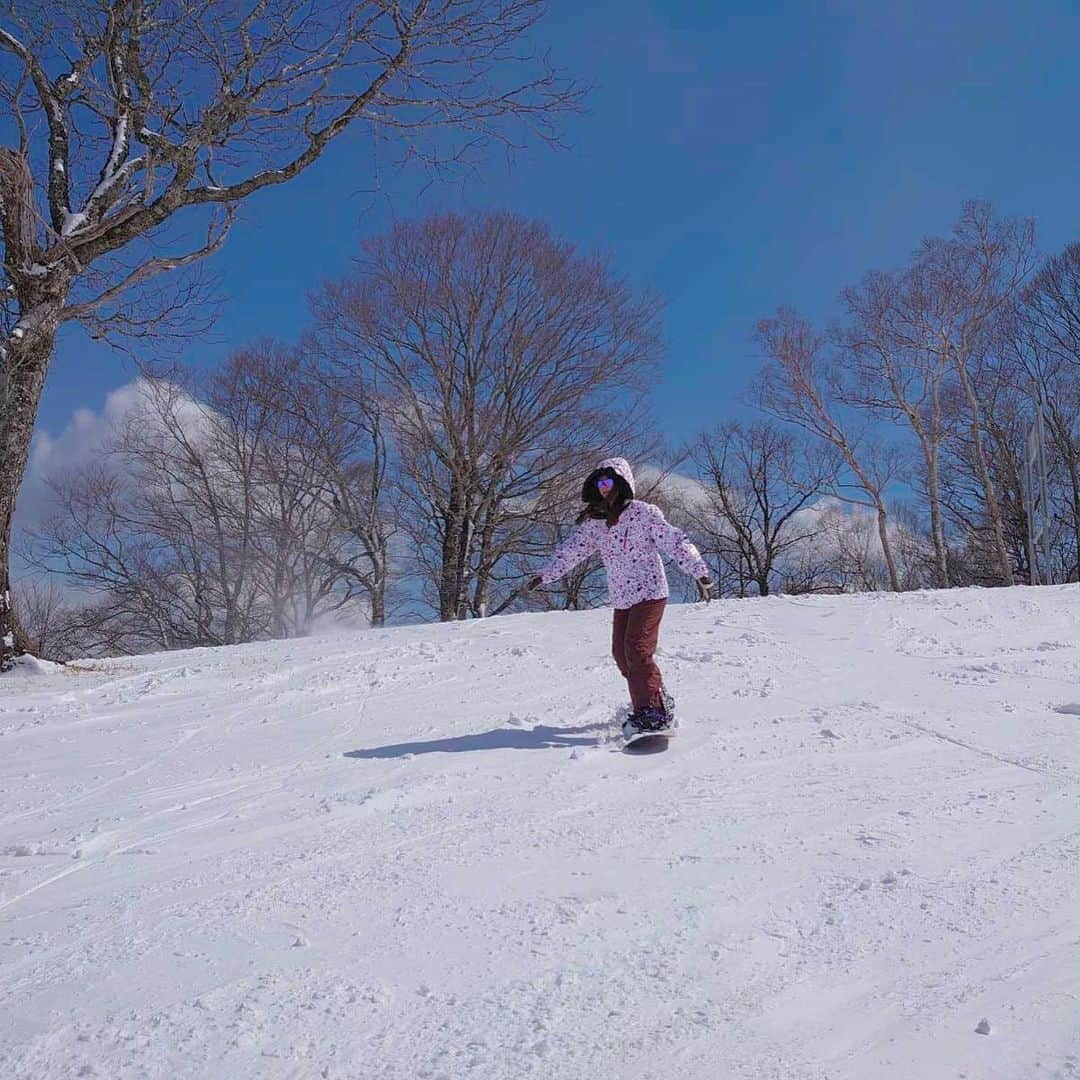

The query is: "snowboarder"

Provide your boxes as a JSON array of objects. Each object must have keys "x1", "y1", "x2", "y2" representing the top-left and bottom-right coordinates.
[{"x1": 528, "y1": 458, "x2": 713, "y2": 743}]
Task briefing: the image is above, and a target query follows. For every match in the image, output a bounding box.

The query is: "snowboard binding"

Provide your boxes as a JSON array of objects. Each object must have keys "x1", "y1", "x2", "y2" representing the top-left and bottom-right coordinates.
[{"x1": 622, "y1": 687, "x2": 677, "y2": 748}]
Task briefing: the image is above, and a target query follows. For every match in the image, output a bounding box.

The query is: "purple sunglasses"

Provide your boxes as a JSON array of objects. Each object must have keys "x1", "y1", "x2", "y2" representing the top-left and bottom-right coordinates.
[{"x1": 596, "y1": 475, "x2": 615, "y2": 495}]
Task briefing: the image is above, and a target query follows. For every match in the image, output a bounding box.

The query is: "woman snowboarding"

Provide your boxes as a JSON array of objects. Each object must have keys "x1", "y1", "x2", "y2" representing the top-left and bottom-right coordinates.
[{"x1": 529, "y1": 458, "x2": 713, "y2": 742}]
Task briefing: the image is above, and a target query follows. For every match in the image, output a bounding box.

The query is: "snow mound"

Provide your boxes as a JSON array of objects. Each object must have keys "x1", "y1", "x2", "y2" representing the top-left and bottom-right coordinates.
[
  {"x1": 3, "y1": 653, "x2": 64, "y2": 677},
  {"x1": 2, "y1": 586, "x2": 1079, "y2": 1079}
]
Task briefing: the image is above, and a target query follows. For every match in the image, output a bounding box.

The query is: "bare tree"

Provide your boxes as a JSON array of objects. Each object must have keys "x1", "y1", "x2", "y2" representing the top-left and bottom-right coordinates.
[
  {"x1": 937, "y1": 355, "x2": 1042, "y2": 586},
  {"x1": 25, "y1": 458, "x2": 230, "y2": 652},
  {"x1": 26, "y1": 362, "x2": 378, "y2": 652},
  {"x1": 217, "y1": 347, "x2": 382, "y2": 636},
  {"x1": 253, "y1": 340, "x2": 395, "y2": 626},
  {"x1": 819, "y1": 503, "x2": 897, "y2": 592},
  {"x1": 1020, "y1": 243, "x2": 1080, "y2": 372},
  {"x1": 778, "y1": 549, "x2": 845, "y2": 596},
  {"x1": 755, "y1": 308, "x2": 904, "y2": 591},
  {"x1": 980, "y1": 381, "x2": 1040, "y2": 581},
  {"x1": 1011, "y1": 243, "x2": 1080, "y2": 580},
  {"x1": 911, "y1": 202, "x2": 1036, "y2": 586},
  {"x1": 838, "y1": 267, "x2": 955, "y2": 587},
  {"x1": 10, "y1": 576, "x2": 85, "y2": 661},
  {"x1": 888, "y1": 501, "x2": 939, "y2": 590},
  {"x1": 0, "y1": 0, "x2": 579, "y2": 666},
  {"x1": 692, "y1": 420, "x2": 833, "y2": 597},
  {"x1": 313, "y1": 211, "x2": 662, "y2": 621}
]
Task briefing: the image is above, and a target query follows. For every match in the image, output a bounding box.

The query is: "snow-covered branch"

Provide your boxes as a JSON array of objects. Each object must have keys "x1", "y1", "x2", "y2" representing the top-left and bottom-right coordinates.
[{"x1": 0, "y1": 24, "x2": 73, "y2": 234}]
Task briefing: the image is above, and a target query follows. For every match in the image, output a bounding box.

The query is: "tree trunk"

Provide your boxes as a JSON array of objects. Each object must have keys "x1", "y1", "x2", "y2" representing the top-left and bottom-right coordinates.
[
  {"x1": 2, "y1": 148, "x2": 68, "y2": 667},
  {"x1": 1066, "y1": 457, "x2": 1080, "y2": 584},
  {"x1": 370, "y1": 572, "x2": 386, "y2": 628},
  {"x1": 925, "y1": 446, "x2": 950, "y2": 588},
  {"x1": 439, "y1": 515, "x2": 473, "y2": 622},
  {"x1": 439, "y1": 481, "x2": 464, "y2": 621},
  {"x1": 967, "y1": 414, "x2": 1015, "y2": 585},
  {"x1": 875, "y1": 501, "x2": 902, "y2": 592},
  {"x1": 1, "y1": 329, "x2": 62, "y2": 668},
  {"x1": 927, "y1": 377, "x2": 950, "y2": 589},
  {"x1": 469, "y1": 493, "x2": 503, "y2": 619},
  {"x1": 953, "y1": 354, "x2": 1014, "y2": 586},
  {"x1": 453, "y1": 513, "x2": 474, "y2": 621},
  {"x1": 0, "y1": 523, "x2": 32, "y2": 668},
  {"x1": 844, "y1": 451, "x2": 902, "y2": 593}
]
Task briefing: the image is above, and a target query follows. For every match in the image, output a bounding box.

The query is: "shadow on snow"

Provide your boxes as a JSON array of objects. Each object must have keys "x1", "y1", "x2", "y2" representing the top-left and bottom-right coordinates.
[{"x1": 343, "y1": 722, "x2": 608, "y2": 759}]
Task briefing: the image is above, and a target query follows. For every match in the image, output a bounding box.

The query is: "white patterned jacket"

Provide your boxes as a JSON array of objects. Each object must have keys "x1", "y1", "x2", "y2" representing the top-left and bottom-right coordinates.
[{"x1": 540, "y1": 458, "x2": 708, "y2": 610}]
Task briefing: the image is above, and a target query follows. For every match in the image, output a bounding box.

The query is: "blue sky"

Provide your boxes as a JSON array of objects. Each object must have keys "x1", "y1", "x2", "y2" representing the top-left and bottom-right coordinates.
[{"x1": 35, "y1": 0, "x2": 1080, "y2": 449}]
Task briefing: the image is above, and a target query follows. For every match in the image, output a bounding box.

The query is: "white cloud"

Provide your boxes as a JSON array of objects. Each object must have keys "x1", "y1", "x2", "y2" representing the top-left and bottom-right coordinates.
[
  {"x1": 14, "y1": 377, "x2": 212, "y2": 531},
  {"x1": 636, "y1": 465, "x2": 712, "y2": 509},
  {"x1": 14, "y1": 380, "x2": 151, "y2": 531}
]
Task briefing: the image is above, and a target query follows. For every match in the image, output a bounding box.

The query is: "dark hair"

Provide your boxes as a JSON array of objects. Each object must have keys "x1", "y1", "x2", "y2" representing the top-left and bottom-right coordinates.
[{"x1": 576, "y1": 466, "x2": 633, "y2": 525}]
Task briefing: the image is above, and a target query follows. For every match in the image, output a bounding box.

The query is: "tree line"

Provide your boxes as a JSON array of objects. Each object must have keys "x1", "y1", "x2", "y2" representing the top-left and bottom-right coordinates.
[
  {"x1": 13, "y1": 201, "x2": 1080, "y2": 660},
  {"x1": 748, "y1": 202, "x2": 1080, "y2": 594}
]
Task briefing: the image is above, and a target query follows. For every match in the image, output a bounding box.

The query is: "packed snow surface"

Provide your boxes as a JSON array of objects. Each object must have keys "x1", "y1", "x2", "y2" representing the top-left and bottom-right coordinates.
[{"x1": 2, "y1": 587, "x2": 1080, "y2": 1079}]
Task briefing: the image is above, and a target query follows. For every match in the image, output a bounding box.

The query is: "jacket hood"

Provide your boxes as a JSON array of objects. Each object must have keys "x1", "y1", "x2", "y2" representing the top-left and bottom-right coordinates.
[{"x1": 596, "y1": 457, "x2": 635, "y2": 497}]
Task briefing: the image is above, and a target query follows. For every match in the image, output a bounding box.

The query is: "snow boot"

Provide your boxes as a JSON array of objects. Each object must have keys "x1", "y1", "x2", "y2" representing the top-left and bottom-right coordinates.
[{"x1": 622, "y1": 703, "x2": 676, "y2": 742}]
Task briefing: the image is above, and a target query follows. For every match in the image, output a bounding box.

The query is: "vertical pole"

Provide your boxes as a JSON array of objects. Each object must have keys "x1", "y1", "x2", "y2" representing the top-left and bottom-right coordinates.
[
  {"x1": 1025, "y1": 380, "x2": 1053, "y2": 587},
  {"x1": 1024, "y1": 433, "x2": 1038, "y2": 586},
  {"x1": 1036, "y1": 386, "x2": 1052, "y2": 583},
  {"x1": 1024, "y1": 380, "x2": 1041, "y2": 586}
]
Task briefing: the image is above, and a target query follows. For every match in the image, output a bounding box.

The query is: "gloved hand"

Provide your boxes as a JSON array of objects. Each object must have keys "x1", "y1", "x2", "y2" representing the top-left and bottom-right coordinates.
[{"x1": 696, "y1": 577, "x2": 715, "y2": 602}]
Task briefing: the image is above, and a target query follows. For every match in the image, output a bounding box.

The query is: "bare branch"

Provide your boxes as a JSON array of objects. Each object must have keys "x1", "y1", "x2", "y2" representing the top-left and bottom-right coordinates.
[{"x1": 61, "y1": 206, "x2": 235, "y2": 324}]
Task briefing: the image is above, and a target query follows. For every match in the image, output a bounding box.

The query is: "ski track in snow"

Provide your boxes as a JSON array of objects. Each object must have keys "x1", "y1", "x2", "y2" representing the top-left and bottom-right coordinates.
[{"x1": 2, "y1": 587, "x2": 1080, "y2": 1079}]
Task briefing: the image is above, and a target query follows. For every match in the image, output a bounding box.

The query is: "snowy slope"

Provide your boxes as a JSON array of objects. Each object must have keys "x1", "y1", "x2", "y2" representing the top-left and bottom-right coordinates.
[{"x1": 2, "y1": 587, "x2": 1080, "y2": 1080}]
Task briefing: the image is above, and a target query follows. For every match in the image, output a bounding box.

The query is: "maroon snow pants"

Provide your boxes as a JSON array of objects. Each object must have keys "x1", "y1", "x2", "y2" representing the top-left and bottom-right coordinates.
[{"x1": 612, "y1": 598, "x2": 667, "y2": 712}]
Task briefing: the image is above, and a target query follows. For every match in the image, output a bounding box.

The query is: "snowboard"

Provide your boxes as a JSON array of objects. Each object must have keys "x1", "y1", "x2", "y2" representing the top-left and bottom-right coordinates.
[{"x1": 623, "y1": 731, "x2": 671, "y2": 753}]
